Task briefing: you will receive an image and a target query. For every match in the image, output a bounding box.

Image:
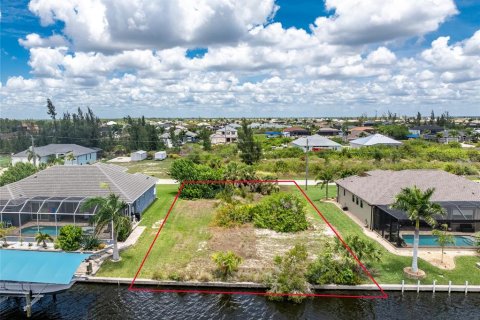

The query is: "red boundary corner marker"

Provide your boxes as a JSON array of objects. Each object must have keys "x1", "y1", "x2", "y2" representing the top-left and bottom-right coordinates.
[{"x1": 128, "y1": 180, "x2": 388, "y2": 299}]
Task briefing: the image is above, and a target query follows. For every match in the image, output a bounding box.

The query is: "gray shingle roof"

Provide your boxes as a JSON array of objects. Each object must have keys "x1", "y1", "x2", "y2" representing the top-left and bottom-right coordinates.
[
  {"x1": 13, "y1": 144, "x2": 99, "y2": 158},
  {"x1": 0, "y1": 163, "x2": 157, "y2": 203},
  {"x1": 350, "y1": 134, "x2": 402, "y2": 146},
  {"x1": 292, "y1": 135, "x2": 342, "y2": 148},
  {"x1": 336, "y1": 170, "x2": 480, "y2": 205}
]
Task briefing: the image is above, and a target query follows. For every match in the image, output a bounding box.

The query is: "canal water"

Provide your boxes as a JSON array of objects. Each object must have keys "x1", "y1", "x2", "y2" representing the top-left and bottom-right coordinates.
[{"x1": 1, "y1": 284, "x2": 478, "y2": 319}]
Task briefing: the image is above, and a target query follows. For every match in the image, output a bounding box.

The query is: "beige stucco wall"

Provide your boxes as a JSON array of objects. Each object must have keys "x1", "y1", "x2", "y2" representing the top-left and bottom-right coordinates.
[{"x1": 337, "y1": 185, "x2": 373, "y2": 228}]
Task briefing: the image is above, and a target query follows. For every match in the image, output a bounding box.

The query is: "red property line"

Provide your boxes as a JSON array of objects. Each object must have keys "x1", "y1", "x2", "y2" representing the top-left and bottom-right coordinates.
[{"x1": 129, "y1": 180, "x2": 388, "y2": 299}]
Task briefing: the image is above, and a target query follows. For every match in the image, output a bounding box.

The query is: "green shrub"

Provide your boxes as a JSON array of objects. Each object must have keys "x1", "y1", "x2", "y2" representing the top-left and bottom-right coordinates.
[
  {"x1": 117, "y1": 218, "x2": 132, "y2": 242},
  {"x1": 0, "y1": 162, "x2": 38, "y2": 186},
  {"x1": 170, "y1": 159, "x2": 223, "y2": 199},
  {"x1": 211, "y1": 251, "x2": 243, "y2": 279},
  {"x1": 266, "y1": 244, "x2": 311, "y2": 303},
  {"x1": 214, "y1": 203, "x2": 255, "y2": 228},
  {"x1": 57, "y1": 225, "x2": 83, "y2": 251},
  {"x1": 253, "y1": 193, "x2": 309, "y2": 233},
  {"x1": 443, "y1": 163, "x2": 478, "y2": 175},
  {"x1": 81, "y1": 235, "x2": 101, "y2": 250},
  {"x1": 307, "y1": 250, "x2": 359, "y2": 285}
]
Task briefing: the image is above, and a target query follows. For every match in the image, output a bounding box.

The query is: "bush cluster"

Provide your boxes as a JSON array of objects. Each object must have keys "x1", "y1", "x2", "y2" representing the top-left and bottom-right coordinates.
[
  {"x1": 214, "y1": 193, "x2": 309, "y2": 233},
  {"x1": 57, "y1": 225, "x2": 83, "y2": 251}
]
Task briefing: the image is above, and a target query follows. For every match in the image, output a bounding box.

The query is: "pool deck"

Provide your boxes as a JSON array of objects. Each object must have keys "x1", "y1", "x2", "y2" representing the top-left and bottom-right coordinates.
[{"x1": 327, "y1": 201, "x2": 478, "y2": 270}]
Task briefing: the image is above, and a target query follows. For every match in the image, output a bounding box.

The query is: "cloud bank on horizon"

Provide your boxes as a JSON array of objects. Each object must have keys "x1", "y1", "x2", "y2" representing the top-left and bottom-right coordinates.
[{"x1": 0, "y1": 0, "x2": 479, "y2": 118}]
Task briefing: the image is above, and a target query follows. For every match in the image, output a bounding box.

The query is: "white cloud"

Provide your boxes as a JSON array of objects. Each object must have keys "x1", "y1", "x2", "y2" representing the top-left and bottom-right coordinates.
[
  {"x1": 28, "y1": 0, "x2": 278, "y2": 52},
  {"x1": 1, "y1": 0, "x2": 479, "y2": 118},
  {"x1": 365, "y1": 47, "x2": 396, "y2": 66},
  {"x1": 421, "y1": 35, "x2": 480, "y2": 83},
  {"x1": 19, "y1": 33, "x2": 68, "y2": 48},
  {"x1": 311, "y1": 0, "x2": 458, "y2": 45}
]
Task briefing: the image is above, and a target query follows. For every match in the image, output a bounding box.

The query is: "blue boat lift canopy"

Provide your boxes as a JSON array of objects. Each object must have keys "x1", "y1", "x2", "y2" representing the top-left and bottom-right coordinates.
[{"x1": 0, "y1": 250, "x2": 90, "y2": 285}]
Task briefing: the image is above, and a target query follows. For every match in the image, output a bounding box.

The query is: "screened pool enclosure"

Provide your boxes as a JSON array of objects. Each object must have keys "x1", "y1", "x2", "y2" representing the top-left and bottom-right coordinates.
[{"x1": 0, "y1": 196, "x2": 115, "y2": 241}]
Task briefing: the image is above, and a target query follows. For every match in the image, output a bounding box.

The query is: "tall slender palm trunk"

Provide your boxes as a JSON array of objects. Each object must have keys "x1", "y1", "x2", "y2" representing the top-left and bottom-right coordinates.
[
  {"x1": 111, "y1": 221, "x2": 120, "y2": 261},
  {"x1": 412, "y1": 219, "x2": 420, "y2": 273}
]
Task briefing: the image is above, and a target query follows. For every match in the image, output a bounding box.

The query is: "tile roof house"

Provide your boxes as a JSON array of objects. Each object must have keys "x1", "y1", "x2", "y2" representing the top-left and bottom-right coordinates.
[
  {"x1": 336, "y1": 170, "x2": 480, "y2": 241},
  {"x1": 282, "y1": 127, "x2": 310, "y2": 137},
  {"x1": 316, "y1": 127, "x2": 340, "y2": 136},
  {"x1": 350, "y1": 134, "x2": 402, "y2": 148},
  {"x1": 0, "y1": 163, "x2": 158, "y2": 239},
  {"x1": 292, "y1": 135, "x2": 342, "y2": 151},
  {"x1": 210, "y1": 125, "x2": 238, "y2": 144},
  {"x1": 12, "y1": 144, "x2": 99, "y2": 166}
]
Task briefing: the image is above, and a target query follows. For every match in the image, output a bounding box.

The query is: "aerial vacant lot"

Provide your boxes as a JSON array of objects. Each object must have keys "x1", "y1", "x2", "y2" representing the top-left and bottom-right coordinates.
[{"x1": 97, "y1": 185, "x2": 335, "y2": 282}]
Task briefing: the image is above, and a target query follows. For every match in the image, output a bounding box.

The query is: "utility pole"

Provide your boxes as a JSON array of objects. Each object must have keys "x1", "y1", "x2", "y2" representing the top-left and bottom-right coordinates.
[
  {"x1": 305, "y1": 137, "x2": 309, "y2": 190},
  {"x1": 30, "y1": 134, "x2": 36, "y2": 167}
]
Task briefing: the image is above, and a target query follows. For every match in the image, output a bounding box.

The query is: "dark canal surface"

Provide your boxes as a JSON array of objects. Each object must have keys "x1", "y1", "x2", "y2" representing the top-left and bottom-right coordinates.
[{"x1": 1, "y1": 284, "x2": 479, "y2": 319}]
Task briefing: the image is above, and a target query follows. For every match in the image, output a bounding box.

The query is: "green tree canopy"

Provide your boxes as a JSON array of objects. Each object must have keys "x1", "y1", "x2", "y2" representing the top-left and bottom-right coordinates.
[{"x1": 237, "y1": 119, "x2": 262, "y2": 165}]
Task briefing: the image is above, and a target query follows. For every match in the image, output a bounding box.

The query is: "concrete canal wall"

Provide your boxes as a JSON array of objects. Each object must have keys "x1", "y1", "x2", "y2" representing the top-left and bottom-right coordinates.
[{"x1": 78, "y1": 277, "x2": 480, "y2": 293}]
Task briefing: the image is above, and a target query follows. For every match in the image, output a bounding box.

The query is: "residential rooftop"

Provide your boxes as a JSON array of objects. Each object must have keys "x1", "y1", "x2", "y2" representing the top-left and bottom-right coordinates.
[
  {"x1": 335, "y1": 169, "x2": 480, "y2": 205},
  {"x1": 13, "y1": 144, "x2": 99, "y2": 158},
  {"x1": 292, "y1": 135, "x2": 342, "y2": 147},
  {"x1": 0, "y1": 163, "x2": 157, "y2": 203}
]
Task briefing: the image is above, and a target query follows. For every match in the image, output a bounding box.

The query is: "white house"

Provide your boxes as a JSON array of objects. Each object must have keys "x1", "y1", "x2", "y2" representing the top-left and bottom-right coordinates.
[
  {"x1": 12, "y1": 144, "x2": 99, "y2": 166},
  {"x1": 160, "y1": 129, "x2": 198, "y2": 148},
  {"x1": 131, "y1": 150, "x2": 147, "y2": 161},
  {"x1": 210, "y1": 125, "x2": 238, "y2": 144},
  {"x1": 291, "y1": 135, "x2": 342, "y2": 151},
  {"x1": 154, "y1": 151, "x2": 167, "y2": 160},
  {"x1": 350, "y1": 134, "x2": 402, "y2": 148}
]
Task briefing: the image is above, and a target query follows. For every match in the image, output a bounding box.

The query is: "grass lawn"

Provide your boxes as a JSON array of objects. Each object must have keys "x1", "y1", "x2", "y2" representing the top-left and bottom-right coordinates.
[
  {"x1": 97, "y1": 184, "x2": 333, "y2": 279},
  {"x1": 97, "y1": 183, "x2": 479, "y2": 286},
  {"x1": 0, "y1": 155, "x2": 11, "y2": 168},
  {"x1": 303, "y1": 187, "x2": 480, "y2": 285},
  {"x1": 112, "y1": 158, "x2": 174, "y2": 179},
  {"x1": 96, "y1": 185, "x2": 180, "y2": 277}
]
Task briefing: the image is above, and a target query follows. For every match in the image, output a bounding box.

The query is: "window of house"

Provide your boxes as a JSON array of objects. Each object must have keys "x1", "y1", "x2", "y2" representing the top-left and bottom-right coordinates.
[
  {"x1": 343, "y1": 189, "x2": 346, "y2": 196},
  {"x1": 451, "y1": 208, "x2": 475, "y2": 220},
  {"x1": 356, "y1": 197, "x2": 359, "y2": 205},
  {"x1": 360, "y1": 200, "x2": 363, "y2": 208},
  {"x1": 352, "y1": 194, "x2": 355, "y2": 202}
]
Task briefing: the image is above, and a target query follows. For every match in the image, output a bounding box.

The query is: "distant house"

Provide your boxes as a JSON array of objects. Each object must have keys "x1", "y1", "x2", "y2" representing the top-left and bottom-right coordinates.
[
  {"x1": 347, "y1": 126, "x2": 375, "y2": 140},
  {"x1": 316, "y1": 127, "x2": 340, "y2": 136},
  {"x1": 336, "y1": 170, "x2": 480, "y2": 239},
  {"x1": 131, "y1": 150, "x2": 147, "y2": 161},
  {"x1": 154, "y1": 151, "x2": 167, "y2": 161},
  {"x1": 282, "y1": 127, "x2": 310, "y2": 137},
  {"x1": 160, "y1": 129, "x2": 198, "y2": 148},
  {"x1": 410, "y1": 125, "x2": 444, "y2": 135},
  {"x1": 292, "y1": 135, "x2": 342, "y2": 151},
  {"x1": 0, "y1": 163, "x2": 158, "y2": 238},
  {"x1": 350, "y1": 134, "x2": 402, "y2": 148},
  {"x1": 210, "y1": 126, "x2": 238, "y2": 144},
  {"x1": 12, "y1": 144, "x2": 99, "y2": 166}
]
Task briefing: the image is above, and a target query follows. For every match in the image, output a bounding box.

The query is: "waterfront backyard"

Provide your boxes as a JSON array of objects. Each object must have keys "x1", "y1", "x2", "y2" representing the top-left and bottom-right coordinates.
[{"x1": 96, "y1": 184, "x2": 480, "y2": 286}]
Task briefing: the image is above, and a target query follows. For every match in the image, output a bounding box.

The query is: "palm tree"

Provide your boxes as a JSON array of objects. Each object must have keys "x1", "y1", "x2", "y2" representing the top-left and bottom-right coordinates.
[
  {"x1": 432, "y1": 224, "x2": 455, "y2": 263},
  {"x1": 65, "y1": 151, "x2": 76, "y2": 163},
  {"x1": 0, "y1": 225, "x2": 16, "y2": 247},
  {"x1": 315, "y1": 166, "x2": 337, "y2": 199},
  {"x1": 391, "y1": 186, "x2": 446, "y2": 273},
  {"x1": 82, "y1": 193, "x2": 128, "y2": 261},
  {"x1": 35, "y1": 232, "x2": 53, "y2": 248},
  {"x1": 26, "y1": 147, "x2": 40, "y2": 166}
]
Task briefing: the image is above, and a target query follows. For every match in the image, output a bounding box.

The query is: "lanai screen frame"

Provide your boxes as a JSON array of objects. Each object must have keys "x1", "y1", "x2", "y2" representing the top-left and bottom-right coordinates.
[{"x1": 0, "y1": 196, "x2": 115, "y2": 241}]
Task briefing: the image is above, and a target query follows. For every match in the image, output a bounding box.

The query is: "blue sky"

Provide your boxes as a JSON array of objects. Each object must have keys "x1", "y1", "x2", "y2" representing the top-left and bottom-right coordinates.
[{"x1": 1, "y1": 0, "x2": 479, "y2": 118}]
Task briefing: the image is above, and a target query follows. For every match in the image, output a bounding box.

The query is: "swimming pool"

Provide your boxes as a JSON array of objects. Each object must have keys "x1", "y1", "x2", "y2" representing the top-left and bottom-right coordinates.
[
  {"x1": 20, "y1": 226, "x2": 59, "y2": 236},
  {"x1": 402, "y1": 234, "x2": 476, "y2": 247}
]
